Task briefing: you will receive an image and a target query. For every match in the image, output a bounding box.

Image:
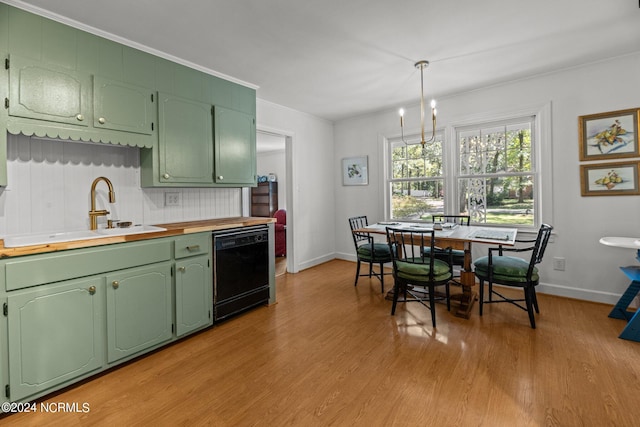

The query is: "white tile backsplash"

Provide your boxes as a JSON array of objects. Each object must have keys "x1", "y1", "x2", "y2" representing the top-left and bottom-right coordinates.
[{"x1": 1, "y1": 133, "x2": 242, "y2": 237}]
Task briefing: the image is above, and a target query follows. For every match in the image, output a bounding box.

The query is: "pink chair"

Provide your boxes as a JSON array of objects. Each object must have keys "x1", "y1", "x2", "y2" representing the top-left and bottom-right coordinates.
[{"x1": 274, "y1": 209, "x2": 286, "y2": 257}]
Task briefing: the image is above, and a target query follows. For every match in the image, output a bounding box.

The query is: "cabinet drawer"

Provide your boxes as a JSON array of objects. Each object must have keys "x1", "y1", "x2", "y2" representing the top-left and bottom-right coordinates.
[
  {"x1": 252, "y1": 186, "x2": 269, "y2": 195},
  {"x1": 251, "y1": 206, "x2": 271, "y2": 217},
  {"x1": 252, "y1": 195, "x2": 271, "y2": 204},
  {"x1": 175, "y1": 233, "x2": 210, "y2": 259},
  {"x1": 5, "y1": 239, "x2": 172, "y2": 291}
]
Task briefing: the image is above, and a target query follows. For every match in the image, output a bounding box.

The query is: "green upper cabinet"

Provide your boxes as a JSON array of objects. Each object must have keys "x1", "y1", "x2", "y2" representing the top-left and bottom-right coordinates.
[
  {"x1": 8, "y1": 54, "x2": 90, "y2": 127},
  {"x1": 158, "y1": 92, "x2": 214, "y2": 184},
  {"x1": 1, "y1": 4, "x2": 257, "y2": 188},
  {"x1": 6, "y1": 54, "x2": 156, "y2": 148},
  {"x1": 214, "y1": 106, "x2": 256, "y2": 185},
  {"x1": 93, "y1": 76, "x2": 154, "y2": 135}
]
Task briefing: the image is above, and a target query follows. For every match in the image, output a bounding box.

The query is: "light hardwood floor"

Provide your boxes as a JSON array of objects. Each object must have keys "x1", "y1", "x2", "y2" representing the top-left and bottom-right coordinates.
[{"x1": 2, "y1": 259, "x2": 640, "y2": 426}]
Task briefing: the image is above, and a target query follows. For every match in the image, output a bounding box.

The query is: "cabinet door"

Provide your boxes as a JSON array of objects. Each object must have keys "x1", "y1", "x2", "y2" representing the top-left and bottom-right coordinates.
[
  {"x1": 7, "y1": 277, "x2": 104, "y2": 401},
  {"x1": 106, "y1": 263, "x2": 172, "y2": 363},
  {"x1": 214, "y1": 106, "x2": 256, "y2": 185},
  {"x1": 93, "y1": 76, "x2": 154, "y2": 135},
  {"x1": 158, "y1": 92, "x2": 213, "y2": 184},
  {"x1": 8, "y1": 54, "x2": 90, "y2": 126},
  {"x1": 175, "y1": 255, "x2": 212, "y2": 337}
]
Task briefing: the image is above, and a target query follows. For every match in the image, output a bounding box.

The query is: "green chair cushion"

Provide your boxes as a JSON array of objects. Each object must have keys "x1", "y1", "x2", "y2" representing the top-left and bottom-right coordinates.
[
  {"x1": 395, "y1": 258, "x2": 452, "y2": 283},
  {"x1": 357, "y1": 243, "x2": 392, "y2": 261},
  {"x1": 474, "y1": 255, "x2": 539, "y2": 283}
]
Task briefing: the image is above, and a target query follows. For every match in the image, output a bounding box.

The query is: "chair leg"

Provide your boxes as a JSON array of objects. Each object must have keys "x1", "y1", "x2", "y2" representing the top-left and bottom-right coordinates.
[
  {"x1": 368, "y1": 261, "x2": 373, "y2": 278},
  {"x1": 524, "y1": 287, "x2": 536, "y2": 329},
  {"x1": 379, "y1": 262, "x2": 385, "y2": 293},
  {"x1": 478, "y1": 279, "x2": 485, "y2": 316},
  {"x1": 445, "y1": 282, "x2": 451, "y2": 312},
  {"x1": 532, "y1": 287, "x2": 540, "y2": 313},
  {"x1": 354, "y1": 259, "x2": 361, "y2": 286},
  {"x1": 428, "y1": 284, "x2": 437, "y2": 327},
  {"x1": 391, "y1": 280, "x2": 401, "y2": 315}
]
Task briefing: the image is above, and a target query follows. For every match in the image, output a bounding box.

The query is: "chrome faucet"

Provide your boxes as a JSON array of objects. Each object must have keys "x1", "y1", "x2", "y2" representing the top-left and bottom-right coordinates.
[{"x1": 89, "y1": 176, "x2": 116, "y2": 230}]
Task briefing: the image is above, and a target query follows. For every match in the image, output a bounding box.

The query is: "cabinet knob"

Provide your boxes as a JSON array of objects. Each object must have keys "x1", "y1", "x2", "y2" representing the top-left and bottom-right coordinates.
[
  {"x1": 217, "y1": 176, "x2": 224, "y2": 180},
  {"x1": 76, "y1": 114, "x2": 84, "y2": 121},
  {"x1": 112, "y1": 281, "x2": 119, "y2": 289},
  {"x1": 88, "y1": 286, "x2": 96, "y2": 295},
  {"x1": 178, "y1": 266, "x2": 186, "y2": 273},
  {"x1": 163, "y1": 173, "x2": 170, "y2": 179},
  {"x1": 98, "y1": 117, "x2": 106, "y2": 124}
]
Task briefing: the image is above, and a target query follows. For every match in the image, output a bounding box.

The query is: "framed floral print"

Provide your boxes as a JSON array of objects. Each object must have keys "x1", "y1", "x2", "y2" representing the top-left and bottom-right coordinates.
[
  {"x1": 578, "y1": 108, "x2": 639, "y2": 161},
  {"x1": 342, "y1": 156, "x2": 368, "y2": 186},
  {"x1": 580, "y1": 161, "x2": 640, "y2": 196}
]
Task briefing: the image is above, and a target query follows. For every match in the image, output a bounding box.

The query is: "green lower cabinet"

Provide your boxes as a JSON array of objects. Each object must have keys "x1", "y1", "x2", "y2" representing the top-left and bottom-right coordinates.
[
  {"x1": 7, "y1": 277, "x2": 104, "y2": 402},
  {"x1": 106, "y1": 262, "x2": 173, "y2": 363},
  {"x1": 175, "y1": 255, "x2": 212, "y2": 337}
]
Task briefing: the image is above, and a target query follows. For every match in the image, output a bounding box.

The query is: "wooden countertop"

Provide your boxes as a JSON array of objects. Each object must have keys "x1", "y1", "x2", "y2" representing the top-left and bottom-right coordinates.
[{"x1": 0, "y1": 217, "x2": 275, "y2": 258}]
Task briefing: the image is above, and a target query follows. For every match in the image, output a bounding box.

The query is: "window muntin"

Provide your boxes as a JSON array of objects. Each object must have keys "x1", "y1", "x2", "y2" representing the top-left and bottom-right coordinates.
[
  {"x1": 386, "y1": 113, "x2": 540, "y2": 228},
  {"x1": 457, "y1": 118, "x2": 535, "y2": 227},
  {"x1": 389, "y1": 135, "x2": 444, "y2": 221}
]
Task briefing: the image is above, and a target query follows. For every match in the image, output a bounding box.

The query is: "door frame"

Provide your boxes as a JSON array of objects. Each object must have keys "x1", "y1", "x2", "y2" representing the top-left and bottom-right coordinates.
[{"x1": 248, "y1": 126, "x2": 296, "y2": 273}]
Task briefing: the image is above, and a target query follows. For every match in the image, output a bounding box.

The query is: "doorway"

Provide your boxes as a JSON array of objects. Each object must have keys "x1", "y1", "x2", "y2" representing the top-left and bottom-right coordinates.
[{"x1": 252, "y1": 129, "x2": 294, "y2": 274}]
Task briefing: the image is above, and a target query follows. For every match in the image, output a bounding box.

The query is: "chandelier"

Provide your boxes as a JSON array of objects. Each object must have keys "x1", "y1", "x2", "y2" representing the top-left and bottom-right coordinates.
[{"x1": 399, "y1": 60, "x2": 437, "y2": 153}]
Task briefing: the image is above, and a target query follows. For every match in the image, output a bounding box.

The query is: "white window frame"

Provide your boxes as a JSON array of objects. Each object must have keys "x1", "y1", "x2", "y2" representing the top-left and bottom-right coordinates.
[
  {"x1": 386, "y1": 131, "x2": 446, "y2": 222},
  {"x1": 383, "y1": 102, "x2": 553, "y2": 231}
]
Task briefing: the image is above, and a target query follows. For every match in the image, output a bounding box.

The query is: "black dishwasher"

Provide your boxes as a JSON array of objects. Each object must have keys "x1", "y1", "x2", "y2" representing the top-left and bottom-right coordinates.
[{"x1": 213, "y1": 226, "x2": 269, "y2": 321}]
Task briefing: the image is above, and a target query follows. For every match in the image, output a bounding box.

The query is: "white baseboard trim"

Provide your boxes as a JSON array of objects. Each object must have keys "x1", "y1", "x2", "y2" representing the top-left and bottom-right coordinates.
[
  {"x1": 335, "y1": 252, "x2": 357, "y2": 263},
  {"x1": 536, "y1": 282, "x2": 621, "y2": 306},
  {"x1": 297, "y1": 252, "x2": 337, "y2": 271}
]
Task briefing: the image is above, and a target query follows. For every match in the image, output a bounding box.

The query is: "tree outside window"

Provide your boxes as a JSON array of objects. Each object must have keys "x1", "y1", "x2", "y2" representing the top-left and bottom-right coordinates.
[
  {"x1": 389, "y1": 135, "x2": 444, "y2": 220},
  {"x1": 458, "y1": 118, "x2": 535, "y2": 226},
  {"x1": 387, "y1": 115, "x2": 539, "y2": 227}
]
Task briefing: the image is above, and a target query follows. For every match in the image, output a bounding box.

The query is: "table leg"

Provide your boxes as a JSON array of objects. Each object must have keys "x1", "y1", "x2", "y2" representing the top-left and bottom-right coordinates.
[
  {"x1": 610, "y1": 266, "x2": 640, "y2": 342},
  {"x1": 449, "y1": 242, "x2": 476, "y2": 319}
]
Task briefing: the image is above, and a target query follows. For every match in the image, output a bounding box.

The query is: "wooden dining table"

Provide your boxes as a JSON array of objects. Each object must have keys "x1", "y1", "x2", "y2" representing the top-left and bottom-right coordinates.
[{"x1": 353, "y1": 222, "x2": 518, "y2": 319}]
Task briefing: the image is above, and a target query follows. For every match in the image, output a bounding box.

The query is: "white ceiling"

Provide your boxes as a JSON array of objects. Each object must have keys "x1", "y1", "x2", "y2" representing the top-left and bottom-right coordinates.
[{"x1": 7, "y1": 0, "x2": 640, "y2": 122}]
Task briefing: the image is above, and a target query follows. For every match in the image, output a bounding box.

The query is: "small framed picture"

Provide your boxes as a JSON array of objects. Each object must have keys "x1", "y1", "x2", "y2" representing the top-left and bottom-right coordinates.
[
  {"x1": 342, "y1": 156, "x2": 368, "y2": 186},
  {"x1": 580, "y1": 161, "x2": 640, "y2": 196},
  {"x1": 578, "y1": 108, "x2": 639, "y2": 161}
]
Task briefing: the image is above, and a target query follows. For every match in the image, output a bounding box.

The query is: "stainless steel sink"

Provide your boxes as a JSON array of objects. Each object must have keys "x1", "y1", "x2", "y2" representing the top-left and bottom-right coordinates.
[{"x1": 3, "y1": 225, "x2": 167, "y2": 248}]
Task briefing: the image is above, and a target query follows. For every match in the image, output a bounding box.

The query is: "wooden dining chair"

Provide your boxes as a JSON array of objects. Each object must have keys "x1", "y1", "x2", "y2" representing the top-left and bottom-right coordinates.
[
  {"x1": 386, "y1": 226, "x2": 454, "y2": 328},
  {"x1": 473, "y1": 224, "x2": 553, "y2": 329},
  {"x1": 348, "y1": 216, "x2": 393, "y2": 293}
]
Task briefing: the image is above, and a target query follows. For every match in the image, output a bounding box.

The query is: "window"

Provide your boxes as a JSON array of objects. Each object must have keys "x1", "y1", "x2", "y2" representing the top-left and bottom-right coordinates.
[
  {"x1": 388, "y1": 133, "x2": 445, "y2": 220},
  {"x1": 386, "y1": 109, "x2": 546, "y2": 229},
  {"x1": 457, "y1": 117, "x2": 535, "y2": 227}
]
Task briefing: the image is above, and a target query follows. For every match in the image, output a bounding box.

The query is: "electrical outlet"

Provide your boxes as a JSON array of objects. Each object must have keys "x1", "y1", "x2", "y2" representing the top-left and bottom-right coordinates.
[
  {"x1": 552, "y1": 257, "x2": 566, "y2": 271},
  {"x1": 164, "y1": 192, "x2": 180, "y2": 207}
]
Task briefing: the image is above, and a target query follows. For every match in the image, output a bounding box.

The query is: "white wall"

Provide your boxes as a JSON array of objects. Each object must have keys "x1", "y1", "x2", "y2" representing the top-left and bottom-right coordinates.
[
  {"x1": 257, "y1": 149, "x2": 287, "y2": 210},
  {"x1": 257, "y1": 99, "x2": 335, "y2": 272},
  {"x1": 334, "y1": 51, "x2": 640, "y2": 305},
  {"x1": 0, "y1": 133, "x2": 242, "y2": 236}
]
